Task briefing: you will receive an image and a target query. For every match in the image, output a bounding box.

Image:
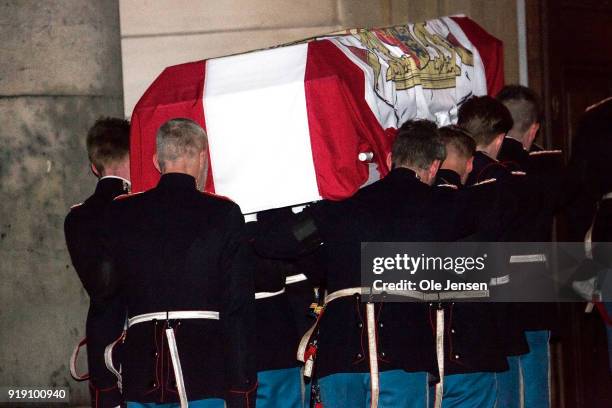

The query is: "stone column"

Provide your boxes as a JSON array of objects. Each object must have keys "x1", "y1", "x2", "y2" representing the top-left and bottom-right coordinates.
[{"x1": 0, "y1": 1, "x2": 123, "y2": 404}]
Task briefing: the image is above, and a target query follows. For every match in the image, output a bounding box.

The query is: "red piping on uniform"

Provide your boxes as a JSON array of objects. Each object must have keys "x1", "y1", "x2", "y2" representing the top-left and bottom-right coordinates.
[
  {"x1": 72, "y1": 337, "x2": 90, "y2": 381},
  {"x1": 229, "y1": 381, "x2": 258, "y2": 408},
  {"x1": 428, "y1": 306, "x2": 435, "y2": 333},
  {"x1": 375, "y1": 303, "x2": 390, "y2": 364},
  {"x1": 353, "y1": 297, "x2": 366, "y2": 365},
  {"x1": 145, "y1": 321, "x2": 161, "y2": 395},
  {"x1": 88, "y1": 383, "x2": 117, "y2": 408},
  {"x1": 596, "y1": 301, "x2": 612, "y2": 326}
]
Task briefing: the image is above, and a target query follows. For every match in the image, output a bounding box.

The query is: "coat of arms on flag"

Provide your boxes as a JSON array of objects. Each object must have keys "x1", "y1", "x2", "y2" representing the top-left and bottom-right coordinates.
[{"x1": 129, "y1": 16, "x2": 504, "y2": 214}]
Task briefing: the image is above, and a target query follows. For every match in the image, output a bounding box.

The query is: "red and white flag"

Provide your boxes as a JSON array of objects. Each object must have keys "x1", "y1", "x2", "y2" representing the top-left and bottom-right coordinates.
[{"x1": 130, "y1": 16, "x2": 504, "y2": 214}]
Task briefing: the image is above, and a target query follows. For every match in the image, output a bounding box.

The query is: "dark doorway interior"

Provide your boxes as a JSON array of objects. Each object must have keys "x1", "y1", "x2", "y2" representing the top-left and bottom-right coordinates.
[{"x1": 526, "y1": 1, "x2": 612, "y2": 407}]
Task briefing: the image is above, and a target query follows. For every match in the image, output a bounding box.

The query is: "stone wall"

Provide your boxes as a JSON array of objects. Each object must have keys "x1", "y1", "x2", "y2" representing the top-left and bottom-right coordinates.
[{"x1": 0, "y1": 1, "x2": 123, "y2": 405}]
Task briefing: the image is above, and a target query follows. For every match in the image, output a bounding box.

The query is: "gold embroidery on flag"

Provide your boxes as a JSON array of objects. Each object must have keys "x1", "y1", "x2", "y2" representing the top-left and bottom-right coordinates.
[{"x1": 349, "y1": 21, "x2": 474, "y2": 91}]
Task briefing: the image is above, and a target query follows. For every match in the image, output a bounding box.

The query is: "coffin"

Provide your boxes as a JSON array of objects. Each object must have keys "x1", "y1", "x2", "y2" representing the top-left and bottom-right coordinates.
[{"x1": 129, "y1": 15, "x2": 504, "y2": 214}]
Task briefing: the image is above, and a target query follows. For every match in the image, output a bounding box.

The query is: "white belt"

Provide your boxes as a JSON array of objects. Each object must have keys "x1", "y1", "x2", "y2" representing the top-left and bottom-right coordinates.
[
  {"x1": 490, "y1": 275, "x2": 510, "y2": 286},
  {"x1": 366, "y1": 301, "x2": 380, "y2": 408},
  {"x1": 300, "y1": 287, "x2": 381, "y2": 407},
  {"x1": 324, "y1": 287, "x2": 366, "y2": 303},
  {"x1": 509, "y1": 254, "x2": 547, "y2": 264},
  {"x1": 434, "y1": 309, "x2": 445, "y2": 408},
  {"x1": 436, "y1": 290, "x2": 490, "y2": 300},
  {"x1": 104, "y1": 332, "x2": 126, "y2": 392},
  {"x1": 300, "y1": 285, "x2": 488, "y2": 362},
  {"x1": 297, "y1": 286, "x2": 489, "y2": 407},
  {"x1": 285, "y1": 273, "x2": 308, "y2": 285},
  {"x1": 255, "y1": 288, "x2": 286, "y2": 300},
  {"x1": 325, "y1": 287, "x2": 426, "y2": 303},
  {"x1": 323, "y1": 288, "x2": 380, "y2": 408},
  {"x1": 112, "y1": 311, "x2": 219, "y2": 408},
  {"x1": 127, "y1": 310, "x2": 219, "y2": 327},
  {"x1": 298, "y1": 287, "x2": 367, "y2": 364}
]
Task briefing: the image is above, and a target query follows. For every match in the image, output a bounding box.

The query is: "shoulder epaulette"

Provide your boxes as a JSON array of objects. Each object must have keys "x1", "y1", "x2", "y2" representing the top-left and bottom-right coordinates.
[
  {"x1": 69, "y1": 202, "x2": 83, "y2": 210},
  {"x1": 114, "y1": 191, "x2": 144, "y2": 201},
  {"x1": 529, "y1": 149, "x2": 562, "y2": 156},
  {"x1": 470, "y1": 178, "x2": 496, "y2": 187},
  {"x1": 436, "y1": 183, "x2": 459, "y2": 190},
  {"x1": 586, "y1": 96, "x2": 612, "y2": 112},
  {"x1": 511, "y1": 171, "x2": 527, "y2": 176},
  {"x1": 476, "y1": 161, "x2": 506, "y2": 181},
  {"x1": 202, "y1": 191, "x2": 234, "y2": 202}
]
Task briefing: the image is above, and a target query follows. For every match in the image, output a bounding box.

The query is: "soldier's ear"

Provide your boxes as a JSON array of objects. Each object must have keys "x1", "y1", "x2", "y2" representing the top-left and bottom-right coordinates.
[
  {"x1": 152, "y1": 153, "x2": 161, "y2": 174},
  {"x1": 90, "y1": 163, "x2": 100, "y2": 178},
  {"x1": 493, "y1": 133, "x2": 505, "y2": 156},
  {"x1": 431, "y1": 159, "x2": 441, "y2": 177},
  {"x1": 199, "y1": 149, "x2": 207, "y2": 168},
  {"x1": 466, "y1": 156, "x2": 474, "y2": 175},
  {"x1": 526, "y1": 123, "x2": 540, "y2": 149},
  {"x1": 386, "y1": 152, "x2": 393, "y2": 170}
]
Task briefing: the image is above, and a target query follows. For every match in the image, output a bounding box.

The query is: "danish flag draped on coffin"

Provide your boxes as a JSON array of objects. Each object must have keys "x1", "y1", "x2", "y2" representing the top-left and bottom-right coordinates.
[{"x1": 129, "y1": 16, "x2": 503, "y2": 213}]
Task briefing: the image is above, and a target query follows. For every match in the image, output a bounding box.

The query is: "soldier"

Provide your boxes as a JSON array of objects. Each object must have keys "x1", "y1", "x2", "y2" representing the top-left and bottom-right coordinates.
[
  {"x1": 497, "y1": 85, "x2": 540, "y2": 171},
  {"x1": 460, "y1": 95, "x2": 514, "y2": 185},
  {"x1": 244, "y1": 210, "x2": 303, "y2": 408},
  {"x1": 98, "y1": 118, "x2": 257, "y2": 408},
  {"x1": 429, "y1": 126, "x2": 512, "y2": 408},
  {"x1": 65, "y1": 117, "x2": 131, "y2": 408},
  {"x1": 458, "y1": 96, "x2": 531, "y2": 405},
  {"x1": 256, "y1": 207, "x2": 320, "y2": 339},
  {"x1": 496, "y1": 85, "x2": 559, "y2": 408},
  {"x1": 573, "y1": 98, "x2": 612, "y2": 371},
  {"x1": 255, "y1": 120, "x2": 449, "y2": 408},
  {"x1": 435, "y1": 126, "x2": 474, "y2": 187}
]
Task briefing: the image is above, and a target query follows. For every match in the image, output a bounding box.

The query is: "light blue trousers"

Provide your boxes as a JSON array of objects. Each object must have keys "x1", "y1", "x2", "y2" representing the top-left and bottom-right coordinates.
[
  {"x1": 429, "y1": 372, "x2": 496, "y2": 408},
  {"x1": 257, "y1": 366, "x2": 303, "y2": 408},
  {"x1": 318, "y1": 370, "x2": 429, "y2": 408},
  {"x1": 495, "y1": 330, "x2": 551, "y2": 408}
]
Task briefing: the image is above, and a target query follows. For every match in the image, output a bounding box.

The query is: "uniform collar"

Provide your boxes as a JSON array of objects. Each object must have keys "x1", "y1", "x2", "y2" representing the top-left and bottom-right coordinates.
[
  {"x1": 530, "y1": 143, "x2": 543, "y2": 153},
  {"x1": 100, "y1": 175, "x2": 131, "y2": 188},
  {"x1": 503, "y1": 136, "x2": 526, "y2": 150},
  {"x1": 157, "y1": 173, "x2": 197, "y2": 191},
  {"x1": 384, "y1": 167, "x2": 430, "y2": 191},
  {"x1": 95, "y1": 176, "x2": 131, "y2": 199},
  {"x1": 474, "y1": 150, "x2": 498, "y2": 165},
  {"x1": 436, "y1": 169, "x2": 462, "y2": 188},
  {"x1": 388, "y1": 167, "x2": 421, "y2": 181}
]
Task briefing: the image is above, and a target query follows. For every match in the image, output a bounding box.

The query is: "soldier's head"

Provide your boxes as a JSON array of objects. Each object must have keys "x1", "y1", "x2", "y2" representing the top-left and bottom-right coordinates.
[
  {"x1": 390, "y1": 119, "x2": 446, "y2": 185},
  {"x1": 86, "y1": 117, "x2": 130, "y2": 180},
  {"x1": 438, "y1": 125, "x2": 476, "y2": 185},
  {"x1": 154, "y1": 118, "x2": 209, "y2": 190},
  {"x1": 457, "y1": 95, "x2": 513, "y2": 159},
  {"x1": 496, "y1": 85, "x2": 541, "y2": 150}
]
